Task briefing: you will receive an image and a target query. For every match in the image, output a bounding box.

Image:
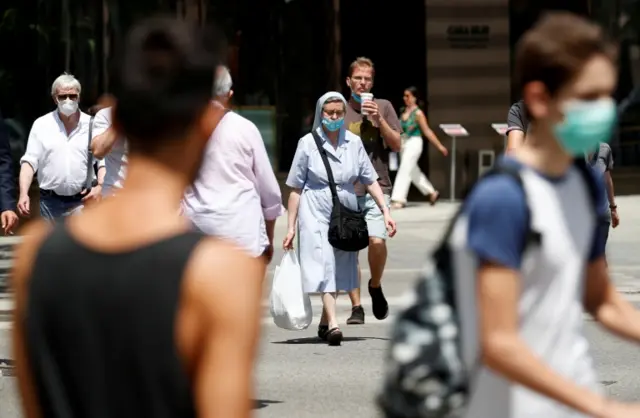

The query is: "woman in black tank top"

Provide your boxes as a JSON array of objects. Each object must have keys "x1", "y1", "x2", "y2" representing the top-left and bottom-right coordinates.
[{"x1": 11, "y1": 17, "x2": 265, "y2": 418}]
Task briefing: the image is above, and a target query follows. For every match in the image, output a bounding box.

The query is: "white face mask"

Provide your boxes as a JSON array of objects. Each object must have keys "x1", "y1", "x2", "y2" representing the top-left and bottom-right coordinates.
[{"x1": 58, "y1": 99, "x2": 78, "y2": 116}]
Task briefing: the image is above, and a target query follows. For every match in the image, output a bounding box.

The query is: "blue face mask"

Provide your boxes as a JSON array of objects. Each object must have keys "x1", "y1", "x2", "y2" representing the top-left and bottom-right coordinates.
[
  {"x1": 553, "y1": 98, "x2": 616, "y2": 156},
  {"x1": 351, "y1": 92, "x2": 361, "y2": 103},
  {"x1": 322, "y1": 117, "x2": 344, "y2": 132}
]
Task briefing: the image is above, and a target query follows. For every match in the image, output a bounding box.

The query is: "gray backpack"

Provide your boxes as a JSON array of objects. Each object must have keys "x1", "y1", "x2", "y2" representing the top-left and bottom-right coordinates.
[{"x1": 377, "y1": 159, "x2": 599, "y2": 418}]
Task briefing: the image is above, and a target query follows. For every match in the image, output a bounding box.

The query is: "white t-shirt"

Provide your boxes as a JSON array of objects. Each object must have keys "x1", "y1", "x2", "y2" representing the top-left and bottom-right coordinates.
[
  {"x1": 92, "y1": 107, "x2": 128, "y2": 196},
  {"x1": 452, "y1": 157, "x2": 606, "y2": 418}
]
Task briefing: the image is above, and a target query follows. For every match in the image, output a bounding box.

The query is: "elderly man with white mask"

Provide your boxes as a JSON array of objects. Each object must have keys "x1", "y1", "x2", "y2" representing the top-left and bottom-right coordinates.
[
  {"x1": 182, "y1": 66, "x2": 283, "y2": 263},
  {"x1": 18, "y1": 73, "x2": 105, "y2": 221}
]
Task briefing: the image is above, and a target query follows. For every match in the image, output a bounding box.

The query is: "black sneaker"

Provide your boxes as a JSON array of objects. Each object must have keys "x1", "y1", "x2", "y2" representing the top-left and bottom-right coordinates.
[
  {"x1": 346, "y1": 305, "x2": 365, "y2": 325},
  {"x1": 368, "y1": 279, "x2": 389, "y2": 320}
]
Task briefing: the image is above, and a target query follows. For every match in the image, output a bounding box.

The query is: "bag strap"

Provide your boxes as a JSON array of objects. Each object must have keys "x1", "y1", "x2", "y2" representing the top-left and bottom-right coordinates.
[
  {"x1": 573, "y1": 157, "x2": 604, "y2": 222},
  {"x1": 311, "y1": 129, "x2": 339, "y2": 200},
  {"x1": 435, "y1": 162, "x2": 540, "y2": 255},
  {"x1": 84, "y1": 115, "x2": 96, "y2": 191}
]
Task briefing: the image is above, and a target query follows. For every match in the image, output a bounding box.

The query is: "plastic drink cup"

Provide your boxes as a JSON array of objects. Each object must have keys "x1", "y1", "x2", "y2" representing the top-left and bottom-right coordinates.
[{"x1": 360, "y1": 93, "x2": 373, "y2": 115}]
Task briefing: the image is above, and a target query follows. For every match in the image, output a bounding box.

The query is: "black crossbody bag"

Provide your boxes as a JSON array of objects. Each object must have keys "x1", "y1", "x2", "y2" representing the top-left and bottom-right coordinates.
[{"x1": 311, "y1": 130, "x2": 369, "y2": 252}]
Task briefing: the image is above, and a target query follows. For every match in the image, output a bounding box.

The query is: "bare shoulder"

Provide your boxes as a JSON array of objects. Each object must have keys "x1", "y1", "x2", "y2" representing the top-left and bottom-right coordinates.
[
  {"x1": 12, "y1": 220, "x2": 53, "y2": 293},
  {"x1": 182, "y1": 238, "x2": 265, "y2": 316}
]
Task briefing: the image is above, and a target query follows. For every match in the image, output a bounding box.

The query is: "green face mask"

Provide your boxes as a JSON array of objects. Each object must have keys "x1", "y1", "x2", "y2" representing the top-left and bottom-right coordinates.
[{"x1": 553, "y1": 98, "x2": 617, "y2": 156}]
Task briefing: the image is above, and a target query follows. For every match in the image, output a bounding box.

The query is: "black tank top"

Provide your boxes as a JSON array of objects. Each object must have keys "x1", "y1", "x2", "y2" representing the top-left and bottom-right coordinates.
[{"x1": 24, "y1": 223, "x2": 204, "y2": 418}]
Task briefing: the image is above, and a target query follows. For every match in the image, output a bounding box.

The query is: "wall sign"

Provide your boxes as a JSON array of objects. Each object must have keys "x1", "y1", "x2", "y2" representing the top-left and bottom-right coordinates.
[{"x1": 446, "y1": 24, "x2": 490, "y2": 49}]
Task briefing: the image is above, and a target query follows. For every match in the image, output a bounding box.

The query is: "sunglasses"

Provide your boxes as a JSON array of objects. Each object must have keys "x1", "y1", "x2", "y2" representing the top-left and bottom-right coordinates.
[{"x1": 57, "y1": 94, "x2": 78, "y2": 101}]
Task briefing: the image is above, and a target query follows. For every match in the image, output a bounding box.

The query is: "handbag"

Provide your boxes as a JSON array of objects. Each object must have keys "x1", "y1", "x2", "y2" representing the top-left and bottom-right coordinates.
[{"x1": 311, "y1": 130, "x2": 369, "y2": 252}]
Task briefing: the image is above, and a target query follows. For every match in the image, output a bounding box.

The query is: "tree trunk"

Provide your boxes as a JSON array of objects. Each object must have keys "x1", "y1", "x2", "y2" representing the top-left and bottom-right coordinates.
[
  {"x1": 184, "y1": 0, "x2": 202, "y2": 23},
  {"x1": 62, "y1": 0, "x2": 71, "y2": 71},
  {"x1": 199, "y1": 0, "x2": 207, "y2": 25},
  {"x1": 327, "y1": 0, "x2": 341, "y2": 91},
  {"x1": 184, "y1": 0, "x2": 197, "y2": 21},
  {"x1": 102, "y1": 0, "x2": 110, "y2": 92}
]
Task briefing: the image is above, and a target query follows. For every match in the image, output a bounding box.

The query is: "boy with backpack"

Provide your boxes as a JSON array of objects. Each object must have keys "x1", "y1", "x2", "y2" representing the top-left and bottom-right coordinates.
[{"x1": 380, "y1": 12, "x2": 640, "y2": 418}]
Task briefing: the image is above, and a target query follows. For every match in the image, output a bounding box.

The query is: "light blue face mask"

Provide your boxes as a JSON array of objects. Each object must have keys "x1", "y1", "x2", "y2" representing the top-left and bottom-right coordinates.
[
  {"x1": 351, "y1": 92, "x2": 361, "y2": 103},
  {"x1": 553, "y1": 98, "x2": 617, "y2": 156},
  {"x1": 322, "y1": 117, "x2": 344, "y2": 132}
]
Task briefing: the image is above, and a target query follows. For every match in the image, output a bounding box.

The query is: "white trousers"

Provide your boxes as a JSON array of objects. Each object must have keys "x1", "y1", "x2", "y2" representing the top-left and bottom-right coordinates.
[{"x1": 390, "y1": 136, "x2": 435, "y2": 203}]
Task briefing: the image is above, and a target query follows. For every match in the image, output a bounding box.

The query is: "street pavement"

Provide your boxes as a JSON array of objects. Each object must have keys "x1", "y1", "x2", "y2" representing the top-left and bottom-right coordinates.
[{"x1": 3, "y1": 197, "x2": 640, "y2": 416}]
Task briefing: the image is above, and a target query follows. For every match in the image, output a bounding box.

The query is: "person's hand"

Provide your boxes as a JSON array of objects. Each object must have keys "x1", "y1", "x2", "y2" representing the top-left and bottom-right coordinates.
[
  {"x1": 81, "y1": 185, "x2": 102, "y2": 205},
  {"x1": 384, "y1": 213, "x2": 397, "y2": 238},
  {"x1": 17, "y1": 194, "x2": 30, "y2": 217},
  {"x1": 362, "y1": 100, "x2": 380, "y2": 123},
  {"x1": 283, "y1": 229, "x2": 295, "y2": 250},
  {"x1": 0, "y1": 210, "x2": 18, "y2": 235},
  {"x1": 599, "y1": 400, "x2": 640, "y2": 418},
  {"x1": 439, "y1": 145, "x2": 448, "y2": 156},
  {"x1": 611, "y1": 207, "x2": 620, "y2": 228}
]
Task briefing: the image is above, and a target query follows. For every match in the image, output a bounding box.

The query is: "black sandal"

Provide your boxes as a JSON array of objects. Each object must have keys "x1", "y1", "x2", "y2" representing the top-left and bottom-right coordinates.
[
  {"x1": 326, "y1": 327, "x2": 343, "y2": 346},
  {"x1": 317, "y1": 324, "x2": 329, "y2": 341}
]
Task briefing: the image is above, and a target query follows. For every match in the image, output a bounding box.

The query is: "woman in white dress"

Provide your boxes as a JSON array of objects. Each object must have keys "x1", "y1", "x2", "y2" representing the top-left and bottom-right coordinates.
[{"x1": 283, "y1": 92, "x2": 396, "y2": 346}]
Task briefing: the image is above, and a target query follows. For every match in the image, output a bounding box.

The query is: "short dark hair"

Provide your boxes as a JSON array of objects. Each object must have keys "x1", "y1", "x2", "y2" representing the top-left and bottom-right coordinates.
[
  {"x1": 515, "y1": 12, "x2": 616, "y2": 97},
  {"x1": 111, "y1": 16, "x2": 223, "y2": 151}
]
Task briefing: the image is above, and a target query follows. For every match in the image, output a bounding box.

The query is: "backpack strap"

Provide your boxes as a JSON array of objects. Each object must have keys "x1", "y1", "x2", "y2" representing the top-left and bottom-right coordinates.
[
  {"x1": 436, "y1": 162, "x2": 541, "y2": 253},
  {"x1": 84, "y1": 115, "x2": 96, "y2": 191},
  {"x1": 573, "y1": 157, "x2": 600, "y2": 214}
]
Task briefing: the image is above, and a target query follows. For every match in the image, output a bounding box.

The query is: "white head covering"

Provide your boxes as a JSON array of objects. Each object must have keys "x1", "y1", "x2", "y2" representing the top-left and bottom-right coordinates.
[{"x1": 312, "y1": 91, "x2": 347, "y2": 132}]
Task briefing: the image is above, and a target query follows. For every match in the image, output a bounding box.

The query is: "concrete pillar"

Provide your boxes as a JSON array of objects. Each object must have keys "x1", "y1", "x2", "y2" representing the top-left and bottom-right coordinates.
[{"x1": 425, "y1": 0, "x2": 511, "y2": 197}]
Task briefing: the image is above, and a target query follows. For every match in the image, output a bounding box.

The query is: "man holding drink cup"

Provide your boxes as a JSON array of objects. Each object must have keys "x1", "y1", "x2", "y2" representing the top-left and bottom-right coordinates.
[{"x1": 343, "y1": 57, "x2": 402, "y2": 325}]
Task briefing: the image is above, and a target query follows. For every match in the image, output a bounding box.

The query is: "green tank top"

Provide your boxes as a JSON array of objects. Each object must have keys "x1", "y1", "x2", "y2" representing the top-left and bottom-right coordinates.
[{"x1": 400, "y1": 108, "x2": 421, "y2": 137}]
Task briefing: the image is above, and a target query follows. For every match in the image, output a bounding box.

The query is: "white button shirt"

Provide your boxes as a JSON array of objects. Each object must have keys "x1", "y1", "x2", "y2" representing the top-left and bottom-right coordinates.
[
  {"x1": 91, "y1": 107, "x2": 128, "y2": 196},
  {"x1": 20, "y1": 110, "x2": 105, "y2": 196}
]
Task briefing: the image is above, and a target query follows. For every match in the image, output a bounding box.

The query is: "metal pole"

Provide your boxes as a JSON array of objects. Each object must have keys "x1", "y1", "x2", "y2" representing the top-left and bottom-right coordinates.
[{"x1": 450, "y1": 136, "x2": 456, "y2": 202}]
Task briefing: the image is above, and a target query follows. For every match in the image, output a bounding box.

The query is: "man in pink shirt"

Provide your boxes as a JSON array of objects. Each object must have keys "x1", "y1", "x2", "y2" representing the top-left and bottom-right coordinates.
[{"x1": 182, "y1": 66, "x2": 283, "y2": 263}]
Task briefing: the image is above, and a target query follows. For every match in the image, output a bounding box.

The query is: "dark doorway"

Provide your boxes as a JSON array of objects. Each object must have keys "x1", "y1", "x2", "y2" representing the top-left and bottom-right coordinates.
[
  {"x1": 340, "y1": 0, "x2": 428, "y2": 201},
  {"x1": 340, "y1": 0, "x2": 427, "y2": 111}
]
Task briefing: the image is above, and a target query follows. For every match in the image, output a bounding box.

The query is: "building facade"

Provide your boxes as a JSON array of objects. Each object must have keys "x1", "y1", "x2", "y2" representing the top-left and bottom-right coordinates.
[
  {"x1": 424, "y1": 0, "x2": 510, "y2": 199},
  {"x1": 421, "y1": 0, "x2": 640, "y2": 198}
]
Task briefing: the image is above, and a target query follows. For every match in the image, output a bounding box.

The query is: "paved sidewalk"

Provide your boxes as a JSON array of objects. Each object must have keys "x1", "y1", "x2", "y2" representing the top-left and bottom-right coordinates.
[{"x1": 2, "y1": 197, "x2": 640, "y2": 418}]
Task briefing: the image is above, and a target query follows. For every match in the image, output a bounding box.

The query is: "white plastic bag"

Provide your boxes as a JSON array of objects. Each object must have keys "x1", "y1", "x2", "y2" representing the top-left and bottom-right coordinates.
[
  {"x1": 389, "y1": 152, "x2": 399, "y2": 171},
  {"x1": 269, "y1": 251, "x2": 313, "y2": 330}
]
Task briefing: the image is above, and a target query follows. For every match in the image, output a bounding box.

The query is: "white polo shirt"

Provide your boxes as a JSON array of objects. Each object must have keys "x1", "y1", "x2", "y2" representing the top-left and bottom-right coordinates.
[
  {"x1": 20, "y1": 110, "x2": 105, "y2": 196},
  {"x1": 91, "y1": 107, "x2": 128, "y2": 196}
]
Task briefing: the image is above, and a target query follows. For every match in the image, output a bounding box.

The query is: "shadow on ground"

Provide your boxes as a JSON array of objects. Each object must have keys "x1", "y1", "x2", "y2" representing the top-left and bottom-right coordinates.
[
  {"x1": 253, "y1": 399, "x2": 283, "y2": 409},
  {"x1": 272, "y1": 336, "x2": 389, "y2": 345}
]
